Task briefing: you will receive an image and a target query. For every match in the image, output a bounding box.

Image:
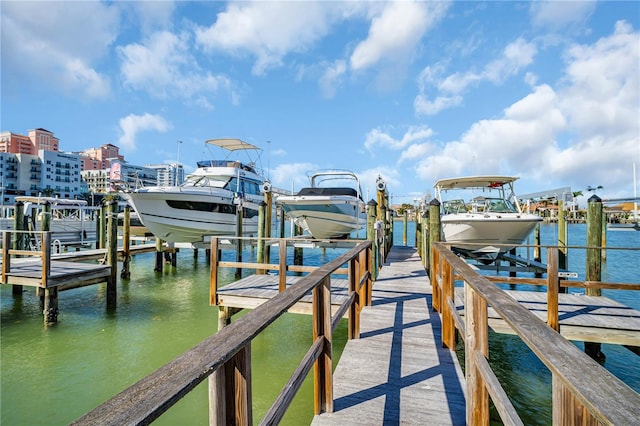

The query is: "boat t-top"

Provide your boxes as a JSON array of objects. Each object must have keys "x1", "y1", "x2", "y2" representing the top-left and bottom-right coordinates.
[
  {"x1": 277, "y1": 170, "x2": 366, "y2": 239},
  {"x1": 120, "y1": 138, "x2": 267, "y2": 244},
  {"x1": 434, "y1": 176, "x2": 542, "y2": 262}
]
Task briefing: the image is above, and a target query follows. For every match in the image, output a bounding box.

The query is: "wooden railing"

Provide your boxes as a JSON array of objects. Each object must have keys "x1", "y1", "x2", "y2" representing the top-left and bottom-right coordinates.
[
  {"x1": 1, "y1": 230, "x2": 51, "y2": 286},
  {"x1": 430, "y1": 241, "x2": 640, "y2": 425},
  {"x1": 71, "y1": 238, "x2": 373, "y2": 425}
]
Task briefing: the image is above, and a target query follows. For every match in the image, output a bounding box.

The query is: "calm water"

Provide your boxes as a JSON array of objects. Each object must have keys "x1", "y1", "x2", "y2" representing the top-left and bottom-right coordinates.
[{"x1": 1, "y1": 223, "x2": 638, "y2": 425}]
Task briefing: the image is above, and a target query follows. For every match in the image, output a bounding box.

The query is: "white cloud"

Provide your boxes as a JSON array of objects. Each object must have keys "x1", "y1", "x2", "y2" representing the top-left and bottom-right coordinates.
[
  {"x1": 415, "y1": 38, "x2": 537, "y2": 115},
  {"x1": 559, "y1": 21, "x2": 639, "y2": 139},
  {"x1": 415, "y1": 22, "x2": 639, "y2": 198},
  {"x1": 118, "y1": 31, "x2": 236, "y2": 107},
  {"x1": 195, "y1": 1, "x2": 338, "y2": 76},
  {"x1": 530, "y1": 1, "x2": 596, "y2": 29},
  {"x1": 118, "y1": 113, "x2": 172, "y2": 151},
  {"x1": 364, "y1": 126, "x2": 434, "y2": 153},
  {"x1": 350, "y1": 1, "x2": 448, "y2": 71},
  {"x1": 1, "y1": 1, "x2": 119, "y2": 98},
  {"x1": 271, "y1": 162, "x2": 319, "y2": 192},
  {"x1": 319, "y1": 60, "x2": 347, "y2": 99}
]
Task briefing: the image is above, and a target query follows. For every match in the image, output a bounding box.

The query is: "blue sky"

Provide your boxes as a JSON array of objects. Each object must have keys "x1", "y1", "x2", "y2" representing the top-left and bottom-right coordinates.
[{"x1": 2, "y1": 1, "x2": 639, "y2": 205}]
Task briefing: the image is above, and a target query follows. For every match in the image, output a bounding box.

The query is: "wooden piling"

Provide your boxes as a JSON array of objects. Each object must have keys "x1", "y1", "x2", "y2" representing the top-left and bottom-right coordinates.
[
  {"x1": 534, "y1": 224, "x2": 542, "y2": 278},
  {"x1": 585, "y1": 195, "x2": 604, "y2": 361},
  {"x1": 154, "y1": 237, "x2": 163, "y2": 272},
  {"x1": 209, "y1": 306, "x2": 247, "y2": 425},
  {"x1": 235, "y1": 199, "x2": 243, "y2": 280},
  {"x1": 557, "y1": 201, "x2": 568, "y2": 293},
  {"x1": 293, "y1": 225, "x2": 303, "y2": 272},
  {"x1": 403, "y1": 210, "x2": 408, "y2": 246},
  {"x1": 257, "y1": 202, "x2": 266, "y2": 275},
  {"x1": 12, "y1": 201, "x2": 24, "y2": 296},
  {"x1": 421, "y1": 211, "x2": 429, "y2": 271},
  {"x1": 120, "y1": 206, "x2": 131, "y2": 279},
  {"x1": 264, "y1": 189, "x2": 272, "y2": 265},
  {"x1": 367, "y1": 200, "x2": 378, "y2": 280},
  {"x1": 428, "y1": 199, "x2": 441, "y2": 276},
  {"x1": 106, "y1": 200, "x2": 118, "y2": 308},
  {"x1": 99, "y1": 203, "x2": 107, "y2": 249}
]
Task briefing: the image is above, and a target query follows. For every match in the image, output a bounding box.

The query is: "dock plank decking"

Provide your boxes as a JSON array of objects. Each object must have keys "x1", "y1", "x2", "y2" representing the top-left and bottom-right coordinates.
[
  {"x1": 312, "y1": 246, "x2": 466, "y2": 425},
  {"x1": 454, "y1": 288, "x2": 640, "y2": 346}
]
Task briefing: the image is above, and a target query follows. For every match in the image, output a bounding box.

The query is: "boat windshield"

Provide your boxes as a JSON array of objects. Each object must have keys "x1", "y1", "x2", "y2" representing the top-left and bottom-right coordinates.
[
  {"x1": 182, "y1": 175, "x2": 228, "y2": 188},
  {"x1": 443, "y1": 199, "x2": 467, "y2": 214},
  {"x1": 484, "y1": 198, "x2": 517, "y2": 213}
]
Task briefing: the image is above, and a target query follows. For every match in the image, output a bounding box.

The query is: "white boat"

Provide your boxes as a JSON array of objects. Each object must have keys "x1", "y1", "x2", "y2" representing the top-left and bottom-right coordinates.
[
  {"x1": 120, "y1": 138, "x2": 267, "y2": 244},
  {"x1": 0, "y1": 196, "x2": 97, "y2": 246},
  {"x1": 434, "y1": 176, "x2": 542, "y2": 262},
  {"x1": 277, "y1": 170, "x2": 366, "y2": 239}
]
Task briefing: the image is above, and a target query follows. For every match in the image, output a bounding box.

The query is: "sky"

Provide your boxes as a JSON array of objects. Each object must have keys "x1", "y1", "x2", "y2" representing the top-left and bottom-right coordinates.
[{"x1": 2, "y1": 0, "x2": 639, "y2": 206}]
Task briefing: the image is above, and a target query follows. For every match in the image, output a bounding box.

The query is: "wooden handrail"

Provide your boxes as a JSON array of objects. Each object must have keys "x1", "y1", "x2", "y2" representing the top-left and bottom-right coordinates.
[
  {"x1": 72, "y1": 239, "x2": 372, "y2": 425},
  {"x1": 1, "y1": 230, "x2": 51, "y2": 286},
  {"x1": 433, "y1": 241, "x2": 640, "y2": 424}
]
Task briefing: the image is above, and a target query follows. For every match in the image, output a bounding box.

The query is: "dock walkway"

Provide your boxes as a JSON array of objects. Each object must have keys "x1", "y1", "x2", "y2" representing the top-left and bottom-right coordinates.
[{"x1": 312, "y1": 246, "x2": 466, "y2": 425}]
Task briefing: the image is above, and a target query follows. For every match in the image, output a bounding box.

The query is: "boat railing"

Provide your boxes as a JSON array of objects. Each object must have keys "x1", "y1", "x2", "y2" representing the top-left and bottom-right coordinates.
[
  {"x1": 71, "y1": 237, "x2": 373, "y2": 425},
  {"x1": 430, "y1": 241, "x2": 640, "y2": 424}
]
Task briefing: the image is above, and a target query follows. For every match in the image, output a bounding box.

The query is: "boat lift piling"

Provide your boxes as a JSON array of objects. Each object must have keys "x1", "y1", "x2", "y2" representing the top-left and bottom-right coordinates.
[
  {"x1": 585, "y1": 195, "x2": 605, "y2": 361},
  {"x1": 120, "y1": 206, "x2": 131, "y2": 279}
]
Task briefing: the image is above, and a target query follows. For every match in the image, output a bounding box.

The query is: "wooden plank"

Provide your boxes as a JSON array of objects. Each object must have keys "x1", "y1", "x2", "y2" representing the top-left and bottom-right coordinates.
[{"x1": 312, "y1": 246, "x2": 466, "y2": 425}]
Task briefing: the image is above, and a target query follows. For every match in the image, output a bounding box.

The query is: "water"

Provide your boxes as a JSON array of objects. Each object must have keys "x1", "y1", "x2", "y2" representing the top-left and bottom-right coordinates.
[{"x1": 1, "y1": 223, "x2": 638, "y2": 425}]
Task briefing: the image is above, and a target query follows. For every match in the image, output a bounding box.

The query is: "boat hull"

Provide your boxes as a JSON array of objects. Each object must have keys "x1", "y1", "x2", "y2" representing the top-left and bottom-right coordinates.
[
  {"x1": 441, "y1": 213, "x2": 542, "y2": 259},
  {"x1": 278, "y1": 196, "x2": 366, "y2": 239},
  {"x1": 122, "y1": 188, "x2": 261, "y2": 243}
]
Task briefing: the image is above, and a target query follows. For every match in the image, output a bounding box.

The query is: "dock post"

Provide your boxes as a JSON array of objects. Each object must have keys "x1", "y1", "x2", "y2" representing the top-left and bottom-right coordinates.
[
  {"x1": 403, "y1": 210, "x2": 408, "y2": 246},
  {"x1": 428, "y1": 199, "x2": 441, "y2": 276},
  {"x1": 367, "y1": 200, "x2": 378, "y2": 280},
  {"x1": 12, "y1": 201, "x2": 25, "y2": 296},
  {"x1": 279, "y1": 206, "x2": 286, "y2": 238},
  {"x1": 235, "y1": 197, "x2": 243, "y2": 280},
  {"x1": 120, "y1": 206, "x2": 131, "y2": 279},
  {"x1": 380, "y1": 204, "x2": 388, "y2": 259},
  {"x1": 558, "y1": 201, "x2": 568, "y2": 293},
  {"x1": 154, "y1": 237, "x2": 163, "y2": 272},
  {"x1": 257, "y1": 202, "x2": 266, "y2": 275},
  {"x1": 42, "y1": 232, "x2": 58, "y2": 326},
  {"x1": 99, "y1": 202, "x2": 107, "y2": 249},
  {"x1": 534, "y1": 224, "x2": 542, "y2": 278},
  {"x1": 585, "y1": 195, "x2": 605, "y2": 361},
  {"x1": 293, "y1": 225, "x2": 303, "y2": 272},
  {"x1": 209, "y1": 307, "x2": 250, "y2": 425},
  {"x1": 601, "y1": 210, "x2": 607, "y2": 261},
  {"x1": 43, "y1": 287, "x2": 59, "y2": 326},
  {"x1": 42, "y1": 201, "x2": 51, "y2": 238},
  {"x1": 415, "y1": 209, "x2": 422, "y2": 257},
  {"x1": 429, "y1": 199, "x2": 441, "y2": 311},
  {"x1": 264, "y1": 186, "x2": 272, "y2": 265},
  {"x1": 106, "y1": 200, "x2": 118, "y2": 308},
  {"x1": 421, "y1": 210, "x2": 429, "y2": 271}
]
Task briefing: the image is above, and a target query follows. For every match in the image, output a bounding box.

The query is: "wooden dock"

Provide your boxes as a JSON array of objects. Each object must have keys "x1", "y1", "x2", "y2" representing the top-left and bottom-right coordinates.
[
  {"x1": 216, "y1": 274, "x2": 351, "y2": 315},
  {"x1": 312, "y1": 246, "x2": 466, "y2": 425},
  {"x1": 454, "y1": 288, "x2": 640, "y2": 347}
]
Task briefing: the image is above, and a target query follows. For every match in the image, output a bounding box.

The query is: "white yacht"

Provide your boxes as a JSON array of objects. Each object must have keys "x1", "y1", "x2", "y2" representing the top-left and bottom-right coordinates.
[
  {"x1": 434, "y1": 176, "x2": 542, "y2": 262},
  {"x1": 120, "y1": 139, "x2": 267, "y2": 244},
  {"x1": 0, "y1": 196, "x2": 97, "y2": 246},
  {"x1": 277, "y1": 170, "x2": 366, "y2": 239}
]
